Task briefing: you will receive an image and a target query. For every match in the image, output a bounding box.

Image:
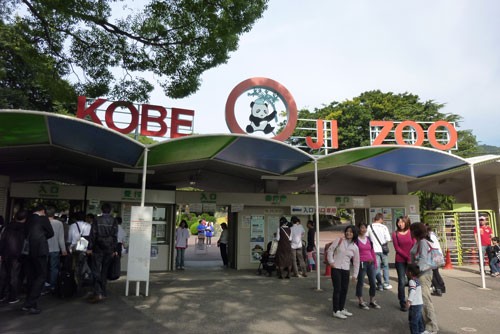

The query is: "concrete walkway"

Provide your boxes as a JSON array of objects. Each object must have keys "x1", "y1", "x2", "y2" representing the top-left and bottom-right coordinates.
[{"x1": 2, "y1": 264, "x2": 500, "y2": 334}]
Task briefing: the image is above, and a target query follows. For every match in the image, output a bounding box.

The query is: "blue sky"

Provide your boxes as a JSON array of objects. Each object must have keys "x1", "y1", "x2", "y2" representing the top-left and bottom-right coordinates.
[{"x1": 148, "y1": 0, "x2": 500, "y2": 146}]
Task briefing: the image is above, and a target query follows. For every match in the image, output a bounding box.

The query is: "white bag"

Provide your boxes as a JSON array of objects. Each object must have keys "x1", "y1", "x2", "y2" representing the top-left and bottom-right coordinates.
[{"x1": 75, "y1": 237, "x2": 88, "y2": 252}]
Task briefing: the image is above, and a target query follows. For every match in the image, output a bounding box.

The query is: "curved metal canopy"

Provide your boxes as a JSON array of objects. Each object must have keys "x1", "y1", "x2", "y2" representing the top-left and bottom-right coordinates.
[{"x1": 0, "y1": 110, "x2": 485, "y2": 195}]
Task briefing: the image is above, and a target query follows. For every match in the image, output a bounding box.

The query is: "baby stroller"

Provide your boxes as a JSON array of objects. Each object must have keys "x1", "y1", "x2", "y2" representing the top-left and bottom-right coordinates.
[{"x1": 257, "y1": 240, "x2": 278, "y2": 276}]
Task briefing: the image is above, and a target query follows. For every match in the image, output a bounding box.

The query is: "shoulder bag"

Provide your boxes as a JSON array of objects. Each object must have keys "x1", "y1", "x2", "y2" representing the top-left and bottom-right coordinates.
[
  {"x1": 75, "y1": 222, "x2": 89, "y2": 252},
  {"x1": 370, "y1": 225, "x2": 389, "y2": 255}
]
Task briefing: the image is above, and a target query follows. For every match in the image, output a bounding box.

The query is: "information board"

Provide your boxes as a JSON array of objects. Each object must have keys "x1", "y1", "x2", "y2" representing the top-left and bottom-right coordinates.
[{"x1": 126, "y1": 206, "x2": 153, "y2": 281}]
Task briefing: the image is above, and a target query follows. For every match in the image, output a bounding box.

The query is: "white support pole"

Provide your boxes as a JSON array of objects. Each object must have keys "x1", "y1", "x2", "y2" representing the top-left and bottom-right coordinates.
[
  {"x1": 470, "y1": 164, "x2": 486, "y2": 289},
  {"x1": 141, "y1": 148, "x2": 149, "y2": 207},
  {"x1": 314, "y1": 158, "x2": 322, "y2": 290}
]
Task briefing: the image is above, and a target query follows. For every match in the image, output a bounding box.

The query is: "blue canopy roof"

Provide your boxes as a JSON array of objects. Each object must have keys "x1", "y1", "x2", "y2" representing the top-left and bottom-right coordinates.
[{"x1": 0, "y1": 110, "x2": 474, "y2": 194}]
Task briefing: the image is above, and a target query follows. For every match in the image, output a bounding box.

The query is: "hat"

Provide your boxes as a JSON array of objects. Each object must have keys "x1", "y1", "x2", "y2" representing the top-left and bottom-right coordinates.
[{"x1": 479, "y1": 216, "x2": 486, "y2": 221}]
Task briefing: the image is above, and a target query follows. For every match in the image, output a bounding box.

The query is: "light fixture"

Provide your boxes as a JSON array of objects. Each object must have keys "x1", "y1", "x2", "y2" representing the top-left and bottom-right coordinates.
[
  {"x1": 112, "y1": 168, "x2": 155, "y2": 175},
  {"x1": 261, "y1": 175, "x2": 298, "y2": 181}
]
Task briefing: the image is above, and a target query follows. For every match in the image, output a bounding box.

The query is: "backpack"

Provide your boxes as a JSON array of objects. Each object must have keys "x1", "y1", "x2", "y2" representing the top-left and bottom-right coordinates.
[{"x1": 324, "y1": 238, "x2": 343, "y2": 265}]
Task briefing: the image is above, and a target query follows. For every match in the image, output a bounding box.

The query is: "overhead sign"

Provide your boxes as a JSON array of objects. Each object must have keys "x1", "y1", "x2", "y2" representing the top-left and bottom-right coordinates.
[
  {"x1": 77, "y1": 96, "x2": 194, "y2": 138},
  {"x1": 225, "y1": 77, "x2": 458, "y2": 151},
  {"x1": 291, "y1": 206, "x2": 337, "y2": 215}
]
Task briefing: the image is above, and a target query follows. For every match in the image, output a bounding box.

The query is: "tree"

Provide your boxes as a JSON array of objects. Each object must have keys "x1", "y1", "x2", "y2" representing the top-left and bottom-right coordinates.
[
  {"x1": 2, "y1": 0, "x2": 268, "y2": 104},
  {"x1": 287, "y1": 90, "x2": 479, "y2": 157},
  {"x1": 286, "y1": 90, "x2": 480, "y2": 211},
  {"x1": 0, "y1": 21, "x2": 78, "y2": 112}
]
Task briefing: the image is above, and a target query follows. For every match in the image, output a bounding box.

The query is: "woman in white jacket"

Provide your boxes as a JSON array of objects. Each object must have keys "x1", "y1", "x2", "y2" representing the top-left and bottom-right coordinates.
[
  {"x1": 327, "y1": 225, "x2": 360, "y2": 320},
  {"x1": 175, "y1": 220, "x2": 190, "y2": 270}
]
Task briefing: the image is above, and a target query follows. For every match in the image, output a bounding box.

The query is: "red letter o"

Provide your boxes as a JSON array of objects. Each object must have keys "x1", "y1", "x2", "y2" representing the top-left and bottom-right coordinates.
[{"x1": 395, "y1": 121, "x2": 425, "y2": 146}]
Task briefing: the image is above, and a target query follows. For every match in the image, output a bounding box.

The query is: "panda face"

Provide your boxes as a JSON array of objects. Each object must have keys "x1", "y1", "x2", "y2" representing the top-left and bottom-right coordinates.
[{"x1": 251, "y1": 102, "x2": 269, "y2": 119}]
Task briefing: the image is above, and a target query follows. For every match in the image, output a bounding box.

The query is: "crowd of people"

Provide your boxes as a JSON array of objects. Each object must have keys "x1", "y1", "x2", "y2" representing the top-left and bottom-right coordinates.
[
  {"x1": 174, "y1": 219, "x2": 226, "y2": 270},
  {"x1": 323, "y1": 213, "x2": 453, "y2": 334},
  {"x1": 0, "y1": 203, "x2": 125, "y2": 315}
]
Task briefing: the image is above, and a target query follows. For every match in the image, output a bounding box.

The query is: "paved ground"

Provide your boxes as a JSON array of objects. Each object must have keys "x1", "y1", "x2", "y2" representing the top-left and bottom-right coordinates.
[
  {"x1": 1, "y1": 262, "x2": 499, "y2": 334},
  {"x1": 2, "y1": 229, "x2": 497, "y2": 334}
]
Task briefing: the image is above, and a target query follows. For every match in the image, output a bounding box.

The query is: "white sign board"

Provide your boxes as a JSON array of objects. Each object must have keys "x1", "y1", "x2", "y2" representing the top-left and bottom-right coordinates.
[{"x1": 126, "y1": 206, "x2": 153, "y2": 281}]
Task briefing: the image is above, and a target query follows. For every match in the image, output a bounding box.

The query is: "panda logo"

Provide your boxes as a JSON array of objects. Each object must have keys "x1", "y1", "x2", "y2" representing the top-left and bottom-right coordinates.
[{"x1": 245, "y1": 98, "x2": 277, "y2": 134}]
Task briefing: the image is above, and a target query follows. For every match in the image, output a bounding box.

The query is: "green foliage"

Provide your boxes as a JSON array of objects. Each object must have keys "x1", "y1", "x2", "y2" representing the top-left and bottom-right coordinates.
[
  {"x1": 2, "y1": 0, "x2": 269, "y2": 102},
  {"x1": 411, "y1": 190, "x2": 455, "y2": 213},
  {"x1": 288, "y1": 90, "x2": 481, "y2": 207},
  {"x1": 287, "y1": 90, "x2": 479, "y2": 153},
  {"x1": 477, "y1": 144, "x2": 500, "y2": 155},
  {"x1": 0, "y1": 21, "x2": 78, "y2": 112}
]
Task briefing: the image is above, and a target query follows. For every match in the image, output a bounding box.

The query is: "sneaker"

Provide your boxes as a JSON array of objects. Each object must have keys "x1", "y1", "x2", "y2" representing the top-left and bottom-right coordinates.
[
  {"x1": 377, "y1": 284, "x2": 384, "y2": 291},
  {"x1": 359, "y1": 302, "x2": 370, "y2": 310},
  {"x1": 332, "y1": 311, "x2": 347, "y2": 319},
  {"x1": 383, "y1": 283, "x2": 393, "y2": 290},
  {"x1": 369, "y1": 301, "x2": 381, "y2": 309},
  {"x1": 8, "y1": 298, "x2": 20, "y2": 304},
  {"x1": 28, "y1": 307, "x2": 41, "y2": 315},
  {"x1": 88, "y1": 294, "x2": 104, "y2": 304},
  {"x1": 340, "y1": 309, "x2": 353, "y2": 316}
]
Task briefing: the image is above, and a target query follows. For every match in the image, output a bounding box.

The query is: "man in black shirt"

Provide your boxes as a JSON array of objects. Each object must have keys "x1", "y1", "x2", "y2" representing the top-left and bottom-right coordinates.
[{"x1": 87, "y1": 203, "x2": 118, "y2": 303}]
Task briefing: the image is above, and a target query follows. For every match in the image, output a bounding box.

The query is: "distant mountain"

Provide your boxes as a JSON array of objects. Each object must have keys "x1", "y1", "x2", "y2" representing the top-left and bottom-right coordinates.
[{"x1": 478, "y1": 144, "x2": 500, "y2": 155}]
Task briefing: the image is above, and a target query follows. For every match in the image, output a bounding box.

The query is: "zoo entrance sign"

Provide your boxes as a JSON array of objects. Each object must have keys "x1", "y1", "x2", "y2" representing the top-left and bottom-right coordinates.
[{"x1": 77, "y1": 77, "x2": 457, "y2": 151}]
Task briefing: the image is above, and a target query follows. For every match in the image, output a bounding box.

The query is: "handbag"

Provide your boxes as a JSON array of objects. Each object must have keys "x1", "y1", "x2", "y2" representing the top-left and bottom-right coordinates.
[
  {"x1": 75, "y1": 222, "x2": 88, "y2": 252},
  {"x1": 416, "y1": 240, "x2": 445, "y2": 271},
  {"x1": 428, "y1": 243, "x2": 445, "y2": 269},
  {"x1": 107, "y1": 255, "x2": 121, "y2": 281},
  {"x1": 370, "y1": 225, "x2": 389, "y2": 255}
]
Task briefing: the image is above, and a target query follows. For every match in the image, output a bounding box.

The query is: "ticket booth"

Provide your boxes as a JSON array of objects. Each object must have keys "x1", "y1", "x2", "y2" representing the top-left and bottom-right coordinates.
[{"x1": 85, "y1": 186, "x2": 176, "y2": 271}]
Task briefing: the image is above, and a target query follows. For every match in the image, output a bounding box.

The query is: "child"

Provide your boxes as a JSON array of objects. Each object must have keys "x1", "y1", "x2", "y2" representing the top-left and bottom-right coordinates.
[
  {"x1": 489, "y1": 237, "x2": 500, "y2": 276},
  {"x1": 406, "y1": 264, "x2": 424, "y2": 334}
]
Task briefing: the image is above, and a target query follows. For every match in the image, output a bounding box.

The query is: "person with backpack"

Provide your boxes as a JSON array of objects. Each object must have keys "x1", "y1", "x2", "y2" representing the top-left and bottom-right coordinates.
[
  {"x1": 327, "y1": 225, "x2": 360, "y2": 320},
  {"x1": 67, "y1": 211, "x2": 92, "y2": 296},
  {"x1": 355, "y1": 223, "x2": 380, "y2": 310},
  {"x1": 87, "y1": 203, "x2": 118, "y2": 303},
  {"x1": 410, "y1": 222, "x2": 439, "y2": 334}
]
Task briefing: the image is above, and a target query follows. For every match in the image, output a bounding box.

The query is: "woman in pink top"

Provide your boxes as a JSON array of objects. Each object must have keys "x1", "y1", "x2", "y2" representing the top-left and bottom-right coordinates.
[
  {"x1": 392, "y1": 216, "x2": 415, "y2": 311},
  {"x1": 355, "y1": 223, "x2": 381, "y2": 310}
]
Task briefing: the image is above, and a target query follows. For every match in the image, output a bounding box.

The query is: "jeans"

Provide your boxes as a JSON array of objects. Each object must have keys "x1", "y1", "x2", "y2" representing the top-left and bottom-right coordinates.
[
  {"x1": 375, "y1": 252, "x2": 390, "y2": 286},
  {"x1": 491, "y1": 257, "x2": 500, "y2": 274},
  {"x1": 47, "y1": 252, "x2": 60, "y2": 290},
  {"x1": 175, "y1": 248, "x2": 186, "y2": 268},
  {"x1": 331, "y1": 268, "x2": 350, "y2": 312},
  {"x1": 408, "y1": 304, "x2": 424, "y2": 334},
  {"x1": 356, "y1": 261, "x2": 376, "y2": 298},
  {"x1": 395, "y1": 262, "x2": 408, "y2": 307},
  {"x1": 292, "y1": 248, "x2": 307, "y2": 275}
]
